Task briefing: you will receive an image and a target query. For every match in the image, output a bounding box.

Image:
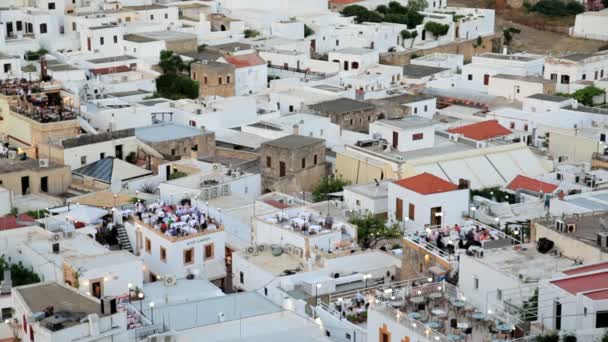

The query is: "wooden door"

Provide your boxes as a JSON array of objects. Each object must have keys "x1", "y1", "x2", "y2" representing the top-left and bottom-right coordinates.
[{"x1": 396, "y1": 198, "x2": 403, "y2": 221}]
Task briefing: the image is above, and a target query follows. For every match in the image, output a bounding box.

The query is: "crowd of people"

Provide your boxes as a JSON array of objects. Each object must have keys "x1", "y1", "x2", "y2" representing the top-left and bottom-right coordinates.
[
  {"x1": 412, "y1": 224, "x2": 501, "y2": 254},
  {"x1": 134, "y1": 200, "x2": 220, "y2": 237}
]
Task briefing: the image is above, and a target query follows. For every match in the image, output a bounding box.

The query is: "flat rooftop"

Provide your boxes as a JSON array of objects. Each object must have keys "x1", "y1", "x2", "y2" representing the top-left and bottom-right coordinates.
[
  {"x1": 308, "y1": 97, "x2": 376, "y2": 115},
  {"x1": 128, "y1": 31, "x2": 197, "y2": 42},
  {"x1": 472, "y1": 243, "x2": 575, "y2": 281},
  {"x1": 563, "y1": 104, "x2": 608, "y2": 115},
  {"x1": 242, "y1": 249, "x2": 317, "y2": 276},
  {"x1": 262, "y1": 135, "x2": 324, "y2": 150},
  {"x1": 492, "y1": 74, "x2": 554, "y2": 83},
  {"x1": 373, "y1": 116, "x2": 436, "y2": 130},
  {"x1": 527, "y1": 93, "x2": 571, "y2": 102},
  {"x1": 402, "y1": 64, "x2": 448, "y2": 78},
  {"x1": 536, "y1": 212, "x2": 608, "y2": 249},
  {"x1": 16, "y1": 282, "x2": 106, "y2": 331},
  {"x1": 87, "y1": 55, "x2": 136, "y2": 64},
  {"x1": 344, "y1": 181, "x2": 389, "y2": 199},
  {"x1": 333, "y1": 47, "x2": 375, "y2": 55},
  {"x1": 478, "y1": 53, "x2": 539, "y2": 62},
  {"x1": 0, "y1": 157, "x2": 63, "y2": 174},
  {"x1": 135, "y1": 123, "x2": 207, "y2": 142}
]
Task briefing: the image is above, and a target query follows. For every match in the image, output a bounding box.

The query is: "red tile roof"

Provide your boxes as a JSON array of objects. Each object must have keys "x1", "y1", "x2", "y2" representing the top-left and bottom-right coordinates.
[
  {"x1": 506, "y1": 175, "x2": 558, "y2": 194},
  {"x1": 263, "y1": 199, "x2": 291, "y2": 209},
  {"x1": 394, "y1": 172, "x2": 459, "y2": 195},
  {"x1": 0, "y1": 214, "x2": 34, "y2": 231},
  {"x1": 447, "y1": 120, "x2": 512, "y2": 141},
  {"x1": 550, "y1": 272, "x2": 608, "y2": 295},
  {"x1": 563, "y1": 261, "x2": 608, "y2": 275},
  {"x1": 584, "y1": 289, "x2": 608, "y2": 300},
  {"x1": 224, "y1": 53, "x2": 265, "y2": 68}
]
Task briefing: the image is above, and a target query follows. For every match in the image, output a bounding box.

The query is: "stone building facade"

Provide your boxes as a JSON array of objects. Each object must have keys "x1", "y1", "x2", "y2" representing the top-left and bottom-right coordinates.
[
  {"x1": 260, "y1": 135, "x2": 327, "y2": 193},
  {"x1": 190, "y1": 61, "x2": 236, "y2": 97},
  {"x1": 307, "y1": 98, "x2": 381, "y2": 133}
]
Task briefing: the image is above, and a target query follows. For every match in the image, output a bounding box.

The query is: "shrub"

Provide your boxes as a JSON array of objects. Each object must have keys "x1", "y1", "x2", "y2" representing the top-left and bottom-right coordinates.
[
  {"x1": 244, "y1": 29, "x2": 260, "y2": 38},
  {"x1": 424, "y1": 21, "x2": 450, "y2": 39},
  {"x1": 530, "y1": 0, "x2": 584, "y2": 16},
  {"x1": 304, "y1": 24, "x2": 315, "y2": 37}
]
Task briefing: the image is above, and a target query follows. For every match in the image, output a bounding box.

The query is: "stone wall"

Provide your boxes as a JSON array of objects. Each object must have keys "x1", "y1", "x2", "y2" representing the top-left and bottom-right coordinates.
[
  {"x1": 165, "y1": 38, "x2": 198, "y2": 54},
  {"x1": 380, "y1": 34, "x2": 502, "y2": 65},
  {"x1": 190, "y1": 62, "x2": 236, "y2": 97}
]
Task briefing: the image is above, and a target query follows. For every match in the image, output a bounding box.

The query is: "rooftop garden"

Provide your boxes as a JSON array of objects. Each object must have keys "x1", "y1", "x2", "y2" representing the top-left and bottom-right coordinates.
[{"x1": 341, "y1": 0, "x2": 427, "y2": 29}]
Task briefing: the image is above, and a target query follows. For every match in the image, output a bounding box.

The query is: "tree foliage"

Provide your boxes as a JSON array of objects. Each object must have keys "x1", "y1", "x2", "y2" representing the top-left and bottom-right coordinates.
[
  {"x1": 244, "y1": 29, "x2": 260, "y2": 38},
  {"x1": 304, "y1": 24, "x2": 315, "y2": 37},
  {"x1": 557, "y1": 86, "x2": 606, "y2": 106},
  {"x1": 424, "y1": 21, "x2": 450, "y2": 39},
  {"x1": 159, "y1": 50, "x2": 185, "y2": 74},
  {"x1": 341, "y1": 1, "x2": 424, "y2": 28},
  {"x1": 312, "y1": 175, "x2": 350, "y2": 202},
  {"x1": 503, "y1": 27, "x2": 521, "y2": 45},
  {"x1": 0, "y1": 255, "x2": 41, "y2": 287},
  {"x1": 25, "y1": 48, "x2": 49, "y2": 61},
  {"x1": 349, "y1": 215, "x2": 402, "y2": 249},
  {"x1": 156, "y1": 50, "x2": 199, "y2": 100},
  {"x1": 529, "y1": 0, "x2": 584, "y2": 16}
]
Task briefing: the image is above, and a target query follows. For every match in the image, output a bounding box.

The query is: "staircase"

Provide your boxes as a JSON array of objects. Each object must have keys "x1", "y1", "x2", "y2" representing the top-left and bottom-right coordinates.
[{"x1": 115, "y1": 224, "x2": 133, "y2": 253}]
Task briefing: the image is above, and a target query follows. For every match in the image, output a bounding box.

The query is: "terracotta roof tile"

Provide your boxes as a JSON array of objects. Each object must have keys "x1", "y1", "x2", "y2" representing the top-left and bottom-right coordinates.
[
  {"x1": 551, "y1": 272, "x2": 608, "y2": 295},
  {"x1": 447, "y1": 120, "x2": 511, "y2": 141},
  {"x1": 394, "y1": 172, "x2": 459, "y2": 195},
  {"x1": 224, "y1": 53, "x2": 265, "y2": 68},
  {"x1": 506, "y1": 175, "x2": 558, "y2": 194},
  {"x1": 563, "y1": 261, "x2": 608, "y2": 275}
]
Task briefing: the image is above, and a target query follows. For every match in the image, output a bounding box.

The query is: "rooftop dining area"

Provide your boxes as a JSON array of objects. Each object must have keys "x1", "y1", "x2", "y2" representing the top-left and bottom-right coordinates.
[
  {"x1": 1, "y1": 78, "x2": 77, "y2": 123},
  {"x1": 130, "y1": 199, "x2": 224, "y2": 242},
  {"x1": 260, "y1": 208, "x2": 355, "y2": 237},
  {"x1": 323, "y1": 280, "x2": 531, "y2": 342}
]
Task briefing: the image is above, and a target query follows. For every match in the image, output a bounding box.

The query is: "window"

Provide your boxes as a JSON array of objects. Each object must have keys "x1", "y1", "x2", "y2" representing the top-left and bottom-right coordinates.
[
  {"x1": 582, "y1": 73, "x2": 587, "y2": 80},
  {"x1": 145, "y1": 238, "x2": 151, "y2": 253},
  {"x1": 279, "y1": 161, "x2": 286, "y2": 177},
  {"x1": 192, "y1": 144, "x2": 198, "y2": 152},
  {"x1": 601, "y1": 133, "x2": 606, "y2": 142},
  {"x1": 595, "y1": 71, "x2": 599, "y2": 80},
  {"x1": 80, "y1": 156, "x2": 87, "y2": 165},
  {"x1": 1, "y1": 308, "x2": 12, "y2": 320},
  {"x1": 424, "y1": 105, "x2": 428, "y2": 112},
  {"x1": 496, "y1": 289, "x2": 503, "y2": 301},
  {"x1": 550, "y1": 73, "x2": 557, "y2": 81},
  {"x1": 72, "y1": 22, "x2": 76, "y2": 31},
  {"x1": 597, "y1": 311, "x2": 608, "y2": 328},
  {"x1": 524, "y1": 124, "x2": 528, "y2": 131},
  {"x1": 474, "y1": 277, "x2": 479, "y2": 290},
  {"x1": 48, "y1": 2, "x2": 56, "y2": 9},
  {"x1": 483, "y1": 74, "x2": 490, "y2": 86},
  {"x1": 561, "y1": 75, "x2": 570, "y2": 84},
  {"x1": 192, "y1": 72, "x2": 197, "y2": 80},
  {"x1": 349, "y1": 119, "x2": 353, "y2": 125},
  {"x1": 40, "y1": 23, "x2": 47, "y2": 34},
  {"x1": 164, "y1": 13, "x2": 169, "y2": 19},
  {"x1": 16, "y1": 21, "x2": 22, "y2": 31},
  {"x1": 113, "y1": 35, "x2": 118, "y2": 44},
  {"x1": 289, "y1": 105, "x2": 294, "y2": 112},
  {"x1": 189, "y1": 120, "x2": 196, "y2": 127},
  {"x1": 218, "y1": 77, "x2": 223, "y2": 85},
  {"x1": 510, "y1": 122, "x2": 515, "y2": 129},
  {"x1": 301, "y1": 158, "x2": 306, "y2": 169},
  {"x1": 515, "y1": 86, "x2": 520, "y2": 94},
  {"x1": 160, "y1": 247, "x2": 167, "y2": 262},
  {"x1": 183, "y1": 248, "x2": 194, "y2": 265},
  {"x1": 395, "y1": 198, "x2": 403, "y2": 221},
  {"x1": 266, "y1": 156, "x2": 271, "y2": 167},
  {"x1": 239, "y1": 271, "x2": 244, "y2": 284},
  {"x1": 467, "y1": 74, "x2": 473, "y2": 81},
  {"x1": 412, "y1": 133, "x2": 424, "y2": 141},
  {"x1": 313, "y1": 154, "x2": 318, "y2": 165},
  {"x1": 227, "y1": 76, "x2": 231, "y2": 84},
  {"x1": 408, "y1": 203, "x2": 415, "y2": 220},
  {"x1": 204, "y1": 244, "x2": 214, "y2": 259},
  {"x1": 150, "y1": 14, "x2": 154, "y2": 20},
  {"x1": 100, "y1": 37, "x2": 104, "y2": 45},
  {"x1": 99, "y1": 152, "x2": 105, "y2": 159},
  {"x1": 414, "y1": 107, "x2": 418, "y2": 114},
  {"x1": 336, "y1": 39, "x2": 339, "y2": 46},
  {"x1": 171, "y1": 148, "x2": 176, "y2": 156},
  {"x1": 356, "y1": 200, "x2": 361, "y2": 206},
  {"x1": 351, "y1": 61, "x2": 359, "y2": 69},
  {"x1": 204, "y1": 76, "x2": 208, "y2": 85},
  {"x1": 3, "y1": 64, "x2": 11, "y2": 73}
]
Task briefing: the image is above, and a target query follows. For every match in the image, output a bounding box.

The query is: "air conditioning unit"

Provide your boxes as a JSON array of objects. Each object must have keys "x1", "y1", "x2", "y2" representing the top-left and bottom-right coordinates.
[
  {"x1": 39, "y1": 159, "x2": 49, "y2": 168},
  {"x1": 566, "y1": 223, "x2": 576, "y2": 234},
  {"x1": 246, "y1": 246, "x2": 255, "y2": 254},
  {"x1": 555, "y1": 219, "x2": 564, "y2": 232},
  {"x1": 64, "y1": 231, "x2": 74, "y2": 239},
  {"x1": 164, "y1": 274, "x2": 177, "y2": 287}
]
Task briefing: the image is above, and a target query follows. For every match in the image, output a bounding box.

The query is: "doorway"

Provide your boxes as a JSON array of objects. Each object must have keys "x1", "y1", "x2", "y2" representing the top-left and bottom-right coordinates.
[
  {"x1": 21, "y1": 176, "x2": 29, "y2": 195},
  {"x1": 279, "y1": 161, "x2": 286, "y2": 177},
  {"x1": 343, "y1": 61, "x2": 349, "y2": 71},
  {"x1": 166, "y1": 165, "x2": 171, "y2": 179},
  {"x1": 40, "y1": 176, "x2": 48, "y2": 193},
  {"x1": 90, "y1": 279, "x2": 103, "y2": 298},
  {"x1": 430, "y1": 206, "x2": 442, "y2": 226},
  {"x1": 115, "y1": 144, "x2": 123, "y2": 159},
  {"x1": 392, "y1": 131, "x2": 399, "y2": 148},
  {"x1": 555, "y1": 301, "x2": 562, "y2": 330}
]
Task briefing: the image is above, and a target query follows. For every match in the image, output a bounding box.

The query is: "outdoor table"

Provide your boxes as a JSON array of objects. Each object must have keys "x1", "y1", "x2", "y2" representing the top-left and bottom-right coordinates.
[
  {"x1": 457, "y1": 322, "x2": 471, "y2": 329},
  {"x1": 472, "y1": 312, "x2": 486, "y2": 320},
  {"x1": 426, "y1": 321, "x2": 442, "y2": 329},
  {"x1": 497, "y1": 323, "x2": 514, "y2": 332},
  {"x1": 389, "y1": 299, "x2": 404, "y2": 308},
  {"x1": 410, "y1": 297, "x2": 425, "y2": 304},
  {"x1": 431, "y1": 309, "x2": 447, "y2": 317},
  {"x1": 408, "y1": 312, "x2": 423, "y2": 320},
  {"x1": 447, "y1": 334, "x2": 463, "y2": 341},
  {"x1": 429, "y1": 292, "x2": 443, "y2": 299},
  {"x1": 452, "y1": 300, "x2": 466, "y2": 308}
]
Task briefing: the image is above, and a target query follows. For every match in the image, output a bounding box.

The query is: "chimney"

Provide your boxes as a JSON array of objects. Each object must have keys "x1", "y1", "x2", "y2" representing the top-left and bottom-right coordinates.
[{"x1": 292, "y1": 124, "x2": 299, "y2": 135}]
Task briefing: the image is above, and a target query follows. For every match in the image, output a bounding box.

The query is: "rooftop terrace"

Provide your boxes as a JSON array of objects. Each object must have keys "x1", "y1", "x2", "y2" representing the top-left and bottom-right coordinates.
[{"x1": 1, "y1": 79, "x2": 77, "y2": 123}]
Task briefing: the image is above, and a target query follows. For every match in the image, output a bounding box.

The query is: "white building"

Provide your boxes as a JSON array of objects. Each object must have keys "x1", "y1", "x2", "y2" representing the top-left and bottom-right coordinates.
[
  {"x1": 219, "y1": 51, "x2": 268, "y2": 95},
  {"x1": 388, "y1": 172, "x2": 470, "y2": 232},
  {"x1": 462, "y1": 53, "x2": 545, "y2": 91},
  {"x1": 328, "y1": 47, "x2": 379, "y2": 72},
  {"x1": 544, "y1": 51, "x2": 608, "y2": 93},
  {"x1": 369, "y1": 116, "x2": 437, "y2": 152},
  {"x1": 488, "y1": 74, "x2": 557, "y2": 102},
  {"x1": 9, "y1": 282, "x2": 127, "y2": 342},
  {"x1": 538, "y1": 261, "x2": 608, "y2": 340},
  {"x1": 573, "y1": 9, "x2": 608, "y2": 42},
  {"x1": 343, "y1": 181, "x2": 389, "y2": 216},
  {"x1": 411, "y1": 53, "x2": 464, "y2": 72}
]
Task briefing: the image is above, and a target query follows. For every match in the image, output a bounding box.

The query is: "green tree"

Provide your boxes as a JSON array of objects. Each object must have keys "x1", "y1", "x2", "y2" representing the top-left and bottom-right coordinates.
[
  {"x1": 424, "y1": 21, "x2": 450, "y2": 40},
  {"x1": 376, "y1": 4, "x2": 389, "y2": 14},
  {"x1": 244, "y1": 29, "x2": 260, "y2": 38},
  {"x1": 159, "y1": 50, "x2": 185, "y2": 74},
  {"x1": 0, "y1": 255, "x2": 41, "y2": 286},
  {"x1": 388, "y1": 1, "x2": 408, "y2": 14},
  {"x1": 312, "y1": 175, "x2": 350, "y2": 202},
  {"x1": 349, "y1": 215, "x2": 402, "y2": 249},
  {"x1": 603, "y1": 0, "x2": 608, "y2": 8},
  {"x1": 409, "y1": 31, "x2": 418, "y2": 47},
  {"x1": 304, "y1": 24, "x2": 315, "y2": 37},
  {"x1": 406, "y1": 11, "x2": 424, "y2": 28},
  {"x1": 503, "y1": 27, "x2": 521, "y2": 45},
  {"x1": 530, "y1": 0, "x2": 584, "y2": 16},
  {"x1": 522, "y1": 288, "x2": 539, "y2": 321},
  {"x1": 407, "y1": 0, "x2": 429, "y2": 12},
  {"x1": 558, "y1": 86, "x2": 606, "y2": 106},
  {"x1": 400, "y1": 29, "x2": 412, "y2": 40}
]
